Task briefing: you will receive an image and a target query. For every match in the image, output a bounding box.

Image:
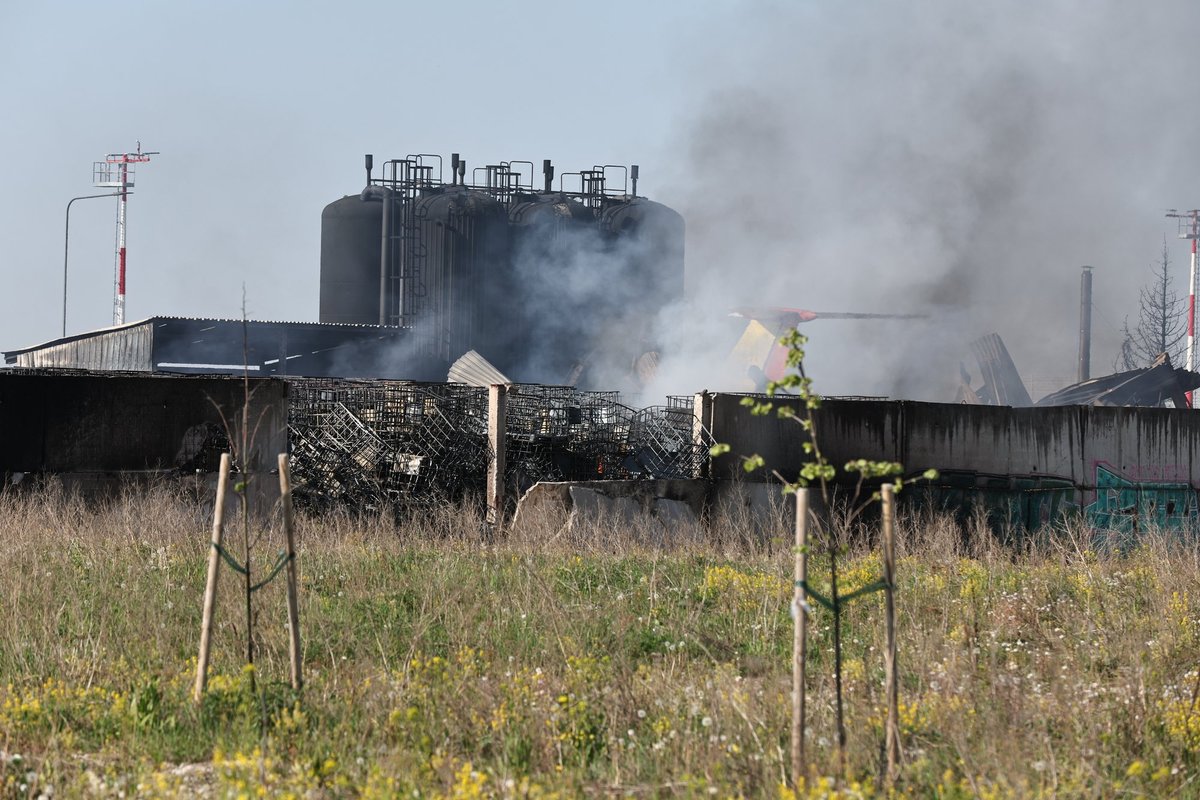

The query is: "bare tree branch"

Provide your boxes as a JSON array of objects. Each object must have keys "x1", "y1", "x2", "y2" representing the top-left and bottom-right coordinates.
[{"x1": 1120, "y1": 237, "x2": 1186, "y2": 370}]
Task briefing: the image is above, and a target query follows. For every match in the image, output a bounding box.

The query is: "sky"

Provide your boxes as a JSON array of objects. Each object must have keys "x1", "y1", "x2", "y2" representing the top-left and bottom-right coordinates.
[{"x1": 3, "y1": 1, "x2": 1199, "y2": 401}]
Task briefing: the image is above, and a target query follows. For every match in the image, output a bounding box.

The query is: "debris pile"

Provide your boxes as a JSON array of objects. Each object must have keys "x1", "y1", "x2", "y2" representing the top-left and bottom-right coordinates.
[
  {"x1": 955, "y1": 335, "x2": 1200, "y2": 408},
  {"x1": 1035, "y1": 352, "x2": 1200, "y2": 407},
  {"x1": 956, "y1": 334, "x2": 1033, "y2": 406},
  {"x1": 286, "y1": 380, "x2": 712, "y2": 512},
  {"x1": 287, "y1": 379, "x2": 486, "y2": 510}
]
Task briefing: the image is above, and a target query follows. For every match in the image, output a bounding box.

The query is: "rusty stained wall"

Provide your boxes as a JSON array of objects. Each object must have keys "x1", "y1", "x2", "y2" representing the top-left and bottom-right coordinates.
[
  {"x1": 708, "y1": 394, "x2": 1200, "y2": 531},
  {"x1": 0, "y1": 372, "x2": 286, "y2": 491}
]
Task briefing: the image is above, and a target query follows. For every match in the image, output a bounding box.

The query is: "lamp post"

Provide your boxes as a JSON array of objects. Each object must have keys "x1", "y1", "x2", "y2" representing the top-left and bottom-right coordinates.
[{"x1": 63, "y1": 192, "x2": 129, "y2": 338}]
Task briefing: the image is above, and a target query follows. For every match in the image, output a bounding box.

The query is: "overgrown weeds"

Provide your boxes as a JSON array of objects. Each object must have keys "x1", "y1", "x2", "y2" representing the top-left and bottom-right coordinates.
[{"x1": 2, "y1": 486, "x2": 1198, "y2": 797}]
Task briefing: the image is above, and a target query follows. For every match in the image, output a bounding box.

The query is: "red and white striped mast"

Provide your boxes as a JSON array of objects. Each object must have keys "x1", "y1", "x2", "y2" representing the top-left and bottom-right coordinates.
[
  {"x1": 1166, "y1": 209, "x2": 1200, "y2": 407},
  {"x1": 94, "y1": 142, "x2": 157, "y2": 325}
]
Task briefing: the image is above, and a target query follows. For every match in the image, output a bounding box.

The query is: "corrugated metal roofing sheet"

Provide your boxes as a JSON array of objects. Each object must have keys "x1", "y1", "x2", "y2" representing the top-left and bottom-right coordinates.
[{"x1": 4, "y1": 316, "x2": 403, "y2": 359}]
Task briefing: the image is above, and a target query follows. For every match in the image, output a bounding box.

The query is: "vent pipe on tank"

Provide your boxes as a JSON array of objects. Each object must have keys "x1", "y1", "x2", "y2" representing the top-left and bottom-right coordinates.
[
  {"x1": 1078, "y1": 266, "x2": 1093, "y2": 383},
  {"x1": 450, "y1": 153, "x2": 460, "y2": 186},
  {"x1": 365, "y1": 154, "x2": 373, "y2": 186},
  {"x1": 458, "y1": 159, "x2": 467, "y2": 185},
  {"x1": 543, "y1": 159, "x2": 554, "y2": 193},
  {"x1": 631, "y1": 164, "x2": 639, "y2": 197}
]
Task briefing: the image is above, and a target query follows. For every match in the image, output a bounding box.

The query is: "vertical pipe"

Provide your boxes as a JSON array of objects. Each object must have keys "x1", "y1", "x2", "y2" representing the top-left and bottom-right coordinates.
[
  {"x1": 487, "y1": 384, "x2": 508, "y2": 527},
  {"x1": 791, "y1": 488, "x2": 809, "y2": 789},
  {"x1": 543, "y1": 159, "x2": 553, "y2": 193},
  {"x1": 379, "y1": 187, "x2": 392, "y2": 326},
  {"x1": 194, "y1": 452, "x2": 231, "y2": 702},
  {"x1": 278, "y1": 453, "x2": 303, "y2": 691},
  {"x1": 63, "y1": 199, "x2": 74, "y2": 338},
  {"x1": 1077, "y1": 266, "x2": 1093, "y2": 383},
  {"x1": 881, "y1": 483, "x2": 901, "y2": 786},
  {"x1": 364, "y1": 153, "x2": 373, "y2": 186},
  {"x1": 1189, "y1": 225, "x2": 1197, "y2": 407}
]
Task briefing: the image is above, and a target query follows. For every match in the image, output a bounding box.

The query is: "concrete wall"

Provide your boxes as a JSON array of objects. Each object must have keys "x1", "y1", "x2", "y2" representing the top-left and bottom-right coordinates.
[
  {"x1": 708, "y1": 394, "x2": 1200, "y2": 531},
  {"x1": 0, "y1": 372, "x2": 287, "y2": 497},
  {"x1": 511, "y1": 479, "x2": 708, "y2": 542}
]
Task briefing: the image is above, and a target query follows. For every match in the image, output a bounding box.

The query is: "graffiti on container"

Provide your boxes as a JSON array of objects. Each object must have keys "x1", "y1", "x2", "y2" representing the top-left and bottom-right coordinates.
[
  {"x1": 914, "y1": 470, "x2": 1077, "y2": 532},
  {"x1": 1084, "y1": 462, "x2": 1196, "y2": 532},
  {"x1": 916, "y1": 463, "x2": 1198, "y2": 533}
]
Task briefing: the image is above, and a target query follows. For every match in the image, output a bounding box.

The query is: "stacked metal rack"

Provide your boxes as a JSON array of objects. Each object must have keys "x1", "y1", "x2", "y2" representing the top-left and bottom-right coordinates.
[
  {"x1": 285, "y1": 380, "x2": 714, "y2": 512},
  {"x1": 627, "y1": 397, "x2": 712, "y2": 481},
  {"x1": 287, "y1": 379, "x2": 489, "y2": 511}
]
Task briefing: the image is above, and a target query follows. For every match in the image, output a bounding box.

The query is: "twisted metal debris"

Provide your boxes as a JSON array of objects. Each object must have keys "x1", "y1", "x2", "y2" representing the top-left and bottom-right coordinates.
[{"x1": 286, "y1": 379, "x2": 712, "y2": 512}]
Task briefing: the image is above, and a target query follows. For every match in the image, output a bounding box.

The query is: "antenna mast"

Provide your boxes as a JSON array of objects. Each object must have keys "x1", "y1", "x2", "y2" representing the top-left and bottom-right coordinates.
[
  {"x1": 94, "y1": 142, "x2": 158, "y2": 325},
  {"x1": 1166, "y1": 209, "x2": 1199, "y2": 407}
]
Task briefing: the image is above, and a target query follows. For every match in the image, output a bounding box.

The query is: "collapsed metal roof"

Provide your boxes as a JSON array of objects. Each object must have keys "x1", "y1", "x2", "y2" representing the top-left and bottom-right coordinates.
[
  {"x1": 1036, "y1": 353, "x2": 1200, "y2": 407},
  {"x1": 956, "y1": 333, "x2": 1200, "y2": 408}
]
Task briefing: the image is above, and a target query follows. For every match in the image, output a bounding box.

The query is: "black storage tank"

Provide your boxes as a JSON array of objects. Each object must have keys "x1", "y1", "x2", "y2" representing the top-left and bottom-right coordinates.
[
  {"x1": 495, "y1": 193, "x2": 597, "y2": 381},
  {"x1": 411, "y1": 185, "x2": 511, "y2": 363},
  {"x1": 318, "y1": 156, "x2": 687, "y2": 388},
  {"x1": 598, "y1": 197, "x2": 685, "y2": 315},
  {"x1": 319, "y1": 192, "x2": 383, "y2": 325}
]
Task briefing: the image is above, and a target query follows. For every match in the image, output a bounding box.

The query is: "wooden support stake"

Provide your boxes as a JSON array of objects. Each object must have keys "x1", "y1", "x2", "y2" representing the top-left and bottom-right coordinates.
[
  {"x1": 792, "y1": 487, "x2": 810, "y2": 788},
  {"x1": 278, "y1": 453, "x2": 303, "y2": 692},
  {"x1": 487, "y1": 383, "x2": 508, "y2": 528},
  {"x1": 194, "y1": 452, "x2": 231, "y2": 703},
  {"x1": 692, "y1": 390, "x2": 713, "y2": 479},
  {"x1": 882, "y1": 483, "x2": 901, "y2": 785}
]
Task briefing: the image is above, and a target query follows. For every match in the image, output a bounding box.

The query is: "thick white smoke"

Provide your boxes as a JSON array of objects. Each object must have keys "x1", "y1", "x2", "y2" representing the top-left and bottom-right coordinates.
[
  {"x1": 645, "y1": 1, "x2": 1200, "y2": 402},
  {"x1": 504, "y1": 224, "x2": 665, "y2": 389}
]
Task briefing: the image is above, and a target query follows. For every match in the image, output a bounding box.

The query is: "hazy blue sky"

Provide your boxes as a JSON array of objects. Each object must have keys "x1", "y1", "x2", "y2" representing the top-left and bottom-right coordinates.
[
  {"x1": 4, "y1": 1, "x2": 1200, "y2": 399},
  {"x1": 0, "y1": 0, "x2": 706, "y2": 343}
]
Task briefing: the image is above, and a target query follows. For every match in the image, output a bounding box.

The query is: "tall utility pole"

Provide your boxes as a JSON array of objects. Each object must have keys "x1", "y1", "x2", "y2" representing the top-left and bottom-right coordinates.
[
  {"x1": 94, "y1": 143, "x2": 158, "y2": 325},
  {"x1": 1166, "y1": 209, "x2": 1200, "y2": 407}
]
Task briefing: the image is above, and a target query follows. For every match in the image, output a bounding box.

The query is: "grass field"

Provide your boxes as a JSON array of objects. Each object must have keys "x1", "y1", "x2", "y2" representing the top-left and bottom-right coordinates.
[{"x1": 2, "y1": 484, "x2": 1199, "y2": 798}]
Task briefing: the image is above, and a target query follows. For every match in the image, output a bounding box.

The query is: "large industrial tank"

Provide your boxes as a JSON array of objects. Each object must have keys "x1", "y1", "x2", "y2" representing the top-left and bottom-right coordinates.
[
  {"x1": 412, "y1": 185, "x2": 511, "y2": 363},
  {"x1": 318, "y1": 156, "x2": 687, "y2": 387},
  {"x1": 319, "y1": 192, "x2": 383, "y2": 325},
  {"x1": 494, "y1": 193, "x2": 597, "y2": 381},
  {"x1": 598, "y1": 198, "x2": 685, "y2": 315}
]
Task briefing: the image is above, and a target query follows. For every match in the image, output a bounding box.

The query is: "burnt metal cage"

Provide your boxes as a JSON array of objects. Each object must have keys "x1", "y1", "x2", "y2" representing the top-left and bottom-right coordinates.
[{"x1": 285, "y1": 380, "x2": 713, "y2": 512}]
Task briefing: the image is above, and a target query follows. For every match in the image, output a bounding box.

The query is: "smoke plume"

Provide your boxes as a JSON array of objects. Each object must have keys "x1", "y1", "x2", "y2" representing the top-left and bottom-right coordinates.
[{"x1": 646, "y1": 0, "x2": 1200, "y2": 402}]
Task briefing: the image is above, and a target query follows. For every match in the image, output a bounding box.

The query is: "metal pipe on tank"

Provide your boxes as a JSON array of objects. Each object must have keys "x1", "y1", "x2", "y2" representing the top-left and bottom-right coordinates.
[
  {"x1": 1078, "y1": 266, "x2": 1093, "y2": 383},
  {"x1": 543, "y1": 159, "x2": 554, "y2": 193},
  {"x1": 379, "y1": 187, "x2": 392, "y2": 326},
  {"x1": 631, "y1": 164, "x2": 639, "y2": 197},
  {"x1": 450, "y1": 153, "x2": 460, "y2": 186},
  {"x1": 365, "y1": 154, "x2": 373, "y2": 185}
]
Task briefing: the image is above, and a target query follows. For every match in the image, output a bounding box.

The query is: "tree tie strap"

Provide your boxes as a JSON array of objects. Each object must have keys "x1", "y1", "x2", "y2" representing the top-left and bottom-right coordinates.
[
  {"x1": 795, "y1": 578, "x2": 889, "y2": 612},
  {"x1": 212, "y1": 543, "x2": 292, "y2": 593},
  {"x1": 213, "y1": 542, "x2": 248, "y2": 575},
  {"x1": 250, "y1": 551, "x2": 293, "y2": 593}
]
